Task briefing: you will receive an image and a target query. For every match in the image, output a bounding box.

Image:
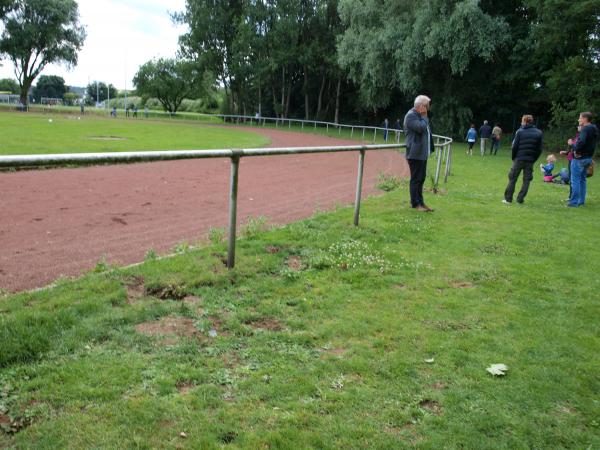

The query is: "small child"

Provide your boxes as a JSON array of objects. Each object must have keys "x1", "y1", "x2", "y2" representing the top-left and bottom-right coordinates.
[
  {"x1": 465, "y1": 124, "x2": 477, "y2": 156},
  {"x1": 540, "y1": 154, "x2": 557, "y2": 182}
]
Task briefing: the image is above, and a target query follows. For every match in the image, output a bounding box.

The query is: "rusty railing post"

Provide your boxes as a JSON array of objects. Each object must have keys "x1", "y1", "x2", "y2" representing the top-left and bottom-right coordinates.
[
  {"x1": 227, "y1": 153, "x2": 241, "y2": 268},
  {"x1": 353, "y1": 148, "x2": 366, "y2": 226}
]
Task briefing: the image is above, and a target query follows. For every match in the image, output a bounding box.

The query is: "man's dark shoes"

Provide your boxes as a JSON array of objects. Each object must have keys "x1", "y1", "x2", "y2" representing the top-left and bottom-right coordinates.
[{"x1": 415, "y1": 205, "x2": 434, "y2": 212}]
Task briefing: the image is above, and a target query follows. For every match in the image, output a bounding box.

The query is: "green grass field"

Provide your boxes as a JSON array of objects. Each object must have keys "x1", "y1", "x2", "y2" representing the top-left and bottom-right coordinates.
[
  {"x1": 1, "y1": 142, "x2": 599, "y2": 449},
  {"x1": 0, "y1": 111, "x2": 270, "y2": 155}
]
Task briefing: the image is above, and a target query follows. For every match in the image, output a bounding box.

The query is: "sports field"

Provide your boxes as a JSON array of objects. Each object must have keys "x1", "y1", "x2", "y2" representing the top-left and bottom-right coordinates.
[
  {"x1": 1, "y1": 128, "x2": 599, "y2": 448},
  {"x1": 0, "y1": 111, "x2": 270, "y2": 155}
]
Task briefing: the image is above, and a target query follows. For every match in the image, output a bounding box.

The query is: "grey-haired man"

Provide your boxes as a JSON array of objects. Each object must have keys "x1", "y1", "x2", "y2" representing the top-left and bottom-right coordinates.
[{"x1": 404, "y1": 95, "x2": 434, "y2": 212}]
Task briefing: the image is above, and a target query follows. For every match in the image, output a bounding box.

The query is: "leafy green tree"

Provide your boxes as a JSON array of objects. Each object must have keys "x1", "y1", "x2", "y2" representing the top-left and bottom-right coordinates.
[
  {"x1": 0, "y1": 77, "x2": 19, "y2": 93},
  {"x1": 32, "y1": 74, "x2": 67, "y2": 101},
  {"x1": 0, "y1": 0, "x2": 86, "y2": 105},
  {"x1": 63, "y1": 91, "x2": 78, "y2": 105},
  {"x1": 338, "y1": 0, "x2": 508, "y2": 134},
  {"x1": 86, "y1": 81, "x2": 117, "y2": 103},
  {"x1": 133, "y1": 58, "x2": 209, "y2": 114}
]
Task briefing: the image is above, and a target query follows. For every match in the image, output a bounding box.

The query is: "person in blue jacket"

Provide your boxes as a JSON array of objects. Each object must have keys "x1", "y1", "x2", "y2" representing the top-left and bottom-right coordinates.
[
  {"x1": 465, "y1": 124, "x2": 477, "y2": 156},
  {"x1": 568, "y1": 111, "x2": 598, "y2": 207}
]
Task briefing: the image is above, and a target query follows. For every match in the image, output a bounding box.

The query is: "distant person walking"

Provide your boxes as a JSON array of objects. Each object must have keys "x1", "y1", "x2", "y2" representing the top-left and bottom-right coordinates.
[
  {"x1": 568, "y1": 112, "x2": 598, "y2": 207},
  {"x1": 395, "y1": 118, "x2": 401, "y2": 142},
  {"x1": 383, "y1": 118, "x2": 389, "y2": 141},
  {"x1": 503, "y1": 115, "x2": 543, "y2": 204},
  {"x1": 404, "y1": 95, "x2": 434, "y2": 212},
  {"x1": 465, "y1": 124, "x2": 477, "y2": 156},
  {"x1": 479, "y1": 120, "x2": 492, "y2": 156},
  {"x1": 491, "y1": 123, "x2": 502, "y2": 155}
]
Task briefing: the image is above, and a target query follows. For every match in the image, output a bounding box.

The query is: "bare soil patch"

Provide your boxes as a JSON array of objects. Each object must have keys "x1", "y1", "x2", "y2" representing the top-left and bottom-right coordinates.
[
  {"x1": 246, "y1": 317, "x2": 283, "y2": 331},
  {"x1": 450, "y1": 280, "x2": 474, "y2": 289},
  {"x1": 135, "y1": 316, "x2": 199, "y2": 345},
  {"x1": 286, "y1": 256, "x2": 304, "y2": 271},
  {"x1": 419, "y1": 399, "x2": 443, "y2": 415}
]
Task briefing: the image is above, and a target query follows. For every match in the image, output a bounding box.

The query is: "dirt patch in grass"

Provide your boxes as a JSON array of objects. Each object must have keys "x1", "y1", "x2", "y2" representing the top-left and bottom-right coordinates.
[
  {"x1": 145, "y1": 282, "x2": 188, "y2": 300},
  {"x1": 419, "y1": 399, "x2": 443, "y2": 415},
  {"x1": 430, "y1": 381, "x2": 447, "y2": 390},
  {"x1": 246, "y1": 317, "x2": 283, "y2": 331},
  {"x1": 135, "y1": 316, "x2": 199, "y2": 345},
  {"x1": 321, "y1": 347, "x2": 347, "y2": 358},
  {"x1": 450, "y1": 280, "x2": 474, "y2": 289},
  {"x1": 177, "y1": 382, "x2": 195, "y2": 395},
  {"x1": 265, "y1": 245, "x2": 280, "y2": 254},
  {"x1": 285, "y1": 256, "x2": 303, "y2": 271},
  {"x1": 183, "y1": 295, "x2": 202, "y2": 304},
  {"x1": 124, "y1": 275, "x2": 145, "y2": 304}
]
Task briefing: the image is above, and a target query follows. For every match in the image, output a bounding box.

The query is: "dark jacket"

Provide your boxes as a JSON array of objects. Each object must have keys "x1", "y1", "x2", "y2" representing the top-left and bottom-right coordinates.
[
  {"x1": 511, "y1": 124, "x2": 543, "y2": 162},
  {"x1": 479, "y1": 124, "x2": 492, "y2": 139},
  {"x1": 403, "y1": 108, "x2": 431, "y2": 160},
  {"x1": 573, "y1": 123, "x2": 598, "y2": 158}
]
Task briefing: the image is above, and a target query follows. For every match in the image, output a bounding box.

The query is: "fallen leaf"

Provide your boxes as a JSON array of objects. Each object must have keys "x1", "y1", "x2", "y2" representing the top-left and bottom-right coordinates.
[{"x1": 486, "y1": 363, "x2": 508, "y2": 376}]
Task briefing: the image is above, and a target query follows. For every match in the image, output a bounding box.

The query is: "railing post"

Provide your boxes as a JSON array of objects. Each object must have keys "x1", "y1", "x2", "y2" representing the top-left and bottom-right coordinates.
[
  {"x1": 444, "y1": 143, "x2": 452, "y2": 183},
  {"x1": 227, "y1": 154, "x2": 241, "y2": 269},
  {"x1": 434, "y1": 143, "x2": 443, "y2": 187},
  {"x1": 354, "y1": 149, "x2": 366, "y2": 226}
]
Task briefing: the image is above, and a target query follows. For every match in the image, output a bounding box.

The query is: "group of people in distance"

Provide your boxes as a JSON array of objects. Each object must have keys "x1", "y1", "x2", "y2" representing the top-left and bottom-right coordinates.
[
  {"x1": 465, "y1": 121, "x2": 502, "y2": 156},
  {"x1": 402, "y1": 94, "x2": 598, "y2": 211},
  {"x1": 502, "y1": 112, "x2": 597, "y2": 207}
]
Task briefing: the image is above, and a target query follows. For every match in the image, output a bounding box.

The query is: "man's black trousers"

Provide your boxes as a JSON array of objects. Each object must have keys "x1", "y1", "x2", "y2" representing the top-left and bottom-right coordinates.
[
  {"x1": 407, "y1": 158, "x2": 427, "y2": 208},
  {"x1": 504, "y1": 159, "x2": 534, "y2": 203}
]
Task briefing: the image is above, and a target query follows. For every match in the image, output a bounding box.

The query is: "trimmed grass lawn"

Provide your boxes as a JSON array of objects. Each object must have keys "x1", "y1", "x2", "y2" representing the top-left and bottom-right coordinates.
[
  {"x1": 1, "y1": 145, "x2": 599, "y2": 448},
  {"x1": 0, "y1": 111, "x2": 269, "y2": 155}
]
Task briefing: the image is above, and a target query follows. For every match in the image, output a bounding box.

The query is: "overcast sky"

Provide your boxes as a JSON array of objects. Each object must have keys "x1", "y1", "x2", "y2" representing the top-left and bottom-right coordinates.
[{"x1": 0, "y1": 0, "x2": 188, "y2": 89}]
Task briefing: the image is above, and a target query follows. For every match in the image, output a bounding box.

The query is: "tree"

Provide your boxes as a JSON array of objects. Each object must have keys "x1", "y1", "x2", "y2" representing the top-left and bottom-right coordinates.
[
  {"x1": 0, "y1": 0, "x2": 86, "y2": 105},
  {"x1": 86, "y1": 81, "x2": 117, "y2": 103},
  {"x1": 337, "y1": 0, "x2": 509, "y2": 134},
  {"x1": 32, "y1": 74, "x2": 67, "y2": 101},
  {"x1": 0, "y1": 77, "x2": 19, "y2": 93},
  {"x1": 133, "y1": 58, "x2": 208, "y2": 114}
]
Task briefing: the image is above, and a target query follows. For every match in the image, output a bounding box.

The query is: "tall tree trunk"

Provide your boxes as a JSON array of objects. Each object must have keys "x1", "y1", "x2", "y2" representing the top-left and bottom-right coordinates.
[
  {"x1": 304, "y1": 65, "x2": 309, "y2": 120},
  {"x1": 316, "y1": 73, "x2": 326, "y2": 120},
  {"x1": 19, "y1": 77, "x2": 33, "y2": 106},
  {"x1": 285, "y1": 81, "x2": 292, "y2": 119},
  {"x1": 271, "y1": 80, "x2": 278, "y2": 118},
  {"x1": 334, "y1": 77, "x2": 342, "y2": 125},
  {"x1": 280, "y1": 66, "x2": 286, "y2": 118},
  {"x1": 258, "y1": 80, "x2": 262, "y2": 116}
]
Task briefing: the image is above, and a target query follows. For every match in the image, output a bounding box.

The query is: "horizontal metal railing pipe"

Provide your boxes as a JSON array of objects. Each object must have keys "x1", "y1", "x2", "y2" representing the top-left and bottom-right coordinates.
[{"x1": 0, "y1": 144, "x2": 405, "y2": 168}]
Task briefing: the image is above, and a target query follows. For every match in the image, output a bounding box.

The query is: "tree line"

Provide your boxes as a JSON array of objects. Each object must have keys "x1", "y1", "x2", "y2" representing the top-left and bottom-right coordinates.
[{"x1": 170, "y1": 0, "x2": 599, "y2": 139}]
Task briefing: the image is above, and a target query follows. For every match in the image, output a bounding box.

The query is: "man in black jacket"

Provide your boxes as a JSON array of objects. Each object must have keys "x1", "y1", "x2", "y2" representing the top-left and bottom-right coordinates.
[
  {"x1": 568, "y1": 111, "x2": 598, "y2": 207},
  {"x1": 503, "y1": 115, "x2": 543, "y2": 204}
]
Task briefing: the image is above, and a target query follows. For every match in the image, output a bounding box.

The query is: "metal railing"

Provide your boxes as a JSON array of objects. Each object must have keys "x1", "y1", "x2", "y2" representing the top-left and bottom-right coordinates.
[{"x1": 0, "y1": 117, "x2": 452, "y2": 269}]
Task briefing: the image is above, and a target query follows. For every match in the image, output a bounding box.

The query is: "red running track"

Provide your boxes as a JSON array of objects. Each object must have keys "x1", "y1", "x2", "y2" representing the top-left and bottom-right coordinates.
[{"x1": 0, "y1": 127, "x2": 408, "y2": 292}]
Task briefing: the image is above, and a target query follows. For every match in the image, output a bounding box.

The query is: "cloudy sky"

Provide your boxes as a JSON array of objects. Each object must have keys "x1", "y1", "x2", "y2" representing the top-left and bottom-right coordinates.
[{"x1": 0, "y1": 0, "x2": 188, "y2": 89}]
